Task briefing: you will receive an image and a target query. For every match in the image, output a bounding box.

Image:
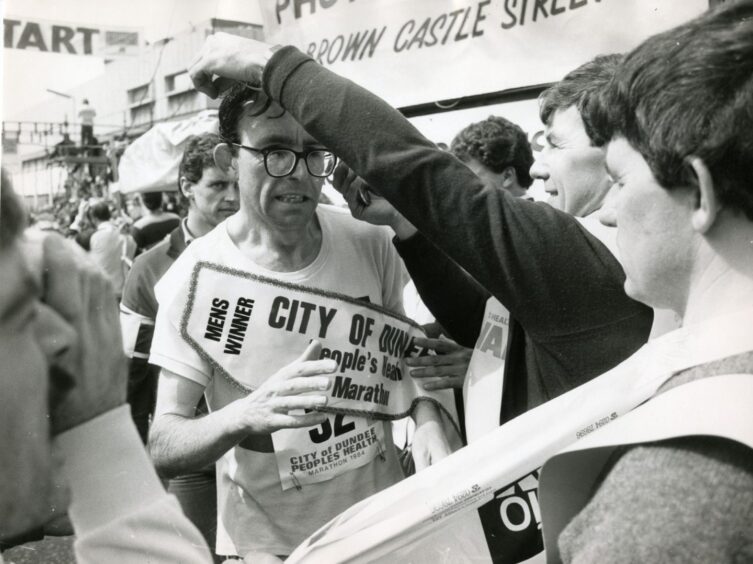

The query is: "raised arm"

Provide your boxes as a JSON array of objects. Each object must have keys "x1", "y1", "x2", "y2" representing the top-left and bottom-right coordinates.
[{"x1": 188, "y1": 36, "x2": 650, "y2": 341}]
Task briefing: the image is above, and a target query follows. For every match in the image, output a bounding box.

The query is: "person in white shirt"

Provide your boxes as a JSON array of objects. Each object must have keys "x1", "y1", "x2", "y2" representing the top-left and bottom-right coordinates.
[{"x1": 87, "y1": 200, "x2": 126, "y2": 298}]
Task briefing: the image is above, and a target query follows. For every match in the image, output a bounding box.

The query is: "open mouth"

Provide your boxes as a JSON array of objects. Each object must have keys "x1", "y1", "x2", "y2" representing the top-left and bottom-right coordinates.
[{"x1": 275, "y1": 194, "x2": 309, "y2": 204}]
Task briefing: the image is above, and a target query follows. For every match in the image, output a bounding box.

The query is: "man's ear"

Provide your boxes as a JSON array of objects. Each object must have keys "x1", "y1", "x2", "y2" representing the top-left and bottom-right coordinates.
[
  {"x1": 687, "y1": 156, "x2": 719, "y2": 234},
  {"x1": 500, "y1": 166, "x2": 517, "y2": 189},
  {"x1": 214, "y1": 143, "x2": 236, "y2": 174},
  {"x1": 179, "y1": 176, "x2": 192, "y2": 200}
]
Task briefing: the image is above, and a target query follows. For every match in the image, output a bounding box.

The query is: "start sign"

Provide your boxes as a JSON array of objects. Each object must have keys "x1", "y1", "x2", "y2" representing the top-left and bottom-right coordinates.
[{"x1": 4, "y1": 16, "x2": 140, "y2": 57}]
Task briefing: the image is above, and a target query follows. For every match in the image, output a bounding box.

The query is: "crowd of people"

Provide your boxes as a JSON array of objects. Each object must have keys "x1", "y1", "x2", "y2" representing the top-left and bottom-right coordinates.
[{"x1": 1, "y1": 1, "x2": 752, "y2": 562}]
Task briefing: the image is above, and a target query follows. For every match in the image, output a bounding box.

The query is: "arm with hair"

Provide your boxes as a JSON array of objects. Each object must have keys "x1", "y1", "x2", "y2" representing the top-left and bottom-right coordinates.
[
  {"x1": 148, "y1": 370, "x2": 244, "y2": 478},
  {"x1": 149, "y1": 342, "x2": 335, "y2": 479}
]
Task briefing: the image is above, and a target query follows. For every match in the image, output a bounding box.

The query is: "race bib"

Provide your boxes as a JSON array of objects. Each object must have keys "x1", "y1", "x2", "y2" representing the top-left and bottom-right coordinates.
[{"x1": 273, "y1": 413, "x2": 387, "y2": 490}]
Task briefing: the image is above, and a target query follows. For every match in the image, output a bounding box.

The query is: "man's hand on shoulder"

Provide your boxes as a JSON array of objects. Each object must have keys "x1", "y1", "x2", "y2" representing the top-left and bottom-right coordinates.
[
  {"x1": 188, "y1": 32, "x2": 279, "y2": 99},
  {"x1": 221, "y1": 340, "x2": 337, "y2": 436}
]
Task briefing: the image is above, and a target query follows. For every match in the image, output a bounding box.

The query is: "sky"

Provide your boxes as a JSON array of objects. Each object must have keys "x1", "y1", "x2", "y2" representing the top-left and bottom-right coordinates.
[{"x1": 2, "y1": 0, "x2": 263, "y2": 120}]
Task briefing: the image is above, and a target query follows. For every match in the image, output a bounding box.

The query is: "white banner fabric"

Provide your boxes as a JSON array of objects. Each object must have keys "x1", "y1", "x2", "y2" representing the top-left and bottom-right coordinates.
[
  {"x1": 260, "y1": 0, "x2": 707, "y2": 108},
  {"x1": 285, "y1": 307, "x2": 753, "y2": 563}
]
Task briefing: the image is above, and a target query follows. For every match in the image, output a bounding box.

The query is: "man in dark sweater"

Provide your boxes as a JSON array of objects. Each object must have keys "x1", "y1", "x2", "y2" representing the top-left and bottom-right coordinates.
[{"x1": 189, "y1": 39, "x2": 651, "y2": 418}]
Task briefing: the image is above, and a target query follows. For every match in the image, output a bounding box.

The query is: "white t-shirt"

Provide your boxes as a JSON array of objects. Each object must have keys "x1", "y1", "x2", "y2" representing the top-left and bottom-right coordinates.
[{"x1": 150, "y1": 205, "x2": 407, "y2": 556}]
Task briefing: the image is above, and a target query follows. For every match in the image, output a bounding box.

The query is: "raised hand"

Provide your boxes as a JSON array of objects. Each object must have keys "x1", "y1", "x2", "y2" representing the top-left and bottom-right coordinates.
[
  {"x1": 188, "y1": 32, "x2": 277, "y2": 98},
  {"x1": 332, "y1": 162, "x2": 418, "y2": 239}
]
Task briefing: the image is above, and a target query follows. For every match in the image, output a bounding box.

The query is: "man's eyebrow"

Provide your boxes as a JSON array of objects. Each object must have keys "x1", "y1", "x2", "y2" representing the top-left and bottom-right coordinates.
[{"x1": 249, "y1": 135, "x2": 288, "y2": 146}]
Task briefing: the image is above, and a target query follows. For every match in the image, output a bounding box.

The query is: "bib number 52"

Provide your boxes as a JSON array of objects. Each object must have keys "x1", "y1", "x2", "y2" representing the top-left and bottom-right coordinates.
[{"x1": 309, "y1": 413, "x2": 356, "y2": 443}]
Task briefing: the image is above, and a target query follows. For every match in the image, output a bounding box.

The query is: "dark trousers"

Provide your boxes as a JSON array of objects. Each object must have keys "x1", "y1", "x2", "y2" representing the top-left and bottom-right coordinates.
[
  {"x1": 81, "y1": 124, "x2": 93, "y2": 147},
  {"x1": 168, "y1": 467, "x2": 221, "y2": 563}
]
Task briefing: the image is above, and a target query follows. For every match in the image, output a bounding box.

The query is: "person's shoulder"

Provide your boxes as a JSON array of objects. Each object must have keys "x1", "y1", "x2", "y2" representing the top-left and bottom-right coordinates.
[
  {"x1": 318, "y1": 204, "x2": 393, "y2": 241},
  {"x1": 131, "y1": 236, "x2": 172, "y2": 275}
]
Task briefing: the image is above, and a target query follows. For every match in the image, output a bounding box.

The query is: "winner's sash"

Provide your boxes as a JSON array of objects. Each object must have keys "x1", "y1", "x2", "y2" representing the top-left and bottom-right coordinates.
[
  {"x1": 174, "y1": 262, "x2": 460, "y2": 489},
  {"x1": 285, "y1": 308, "x2": 753, "y2": 563}
]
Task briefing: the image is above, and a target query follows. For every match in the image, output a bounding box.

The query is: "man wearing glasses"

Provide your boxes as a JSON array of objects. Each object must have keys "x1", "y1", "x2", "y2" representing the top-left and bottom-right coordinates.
[{"x1": 146, "y1": 84, "x2": 450, "y2": 560}]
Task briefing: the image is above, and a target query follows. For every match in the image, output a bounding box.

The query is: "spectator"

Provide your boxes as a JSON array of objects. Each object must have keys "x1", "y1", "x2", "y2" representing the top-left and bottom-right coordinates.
[
  {"x1": 120, "y1": 132, "x2": 238, "y2": 559},
  {"x1": 0, "y1": 170, "x2": 212, "y2": 563},
  {"x1": 125, "y1": 193, "x2": 144, "y2": 222},
  {"x1": 450, "y1": 115, "x2": 534, "y2": 198},
  {"x1": 531, "y1": 55, "x2": 624, "y2": 219},
  {"x1": 78, "y1": 99, "x2": 96, "y2": 148},
  {"x1": 88, "y1": 200, "x2": 127, "y2": 298},
  {"x1": 51, "y1": 133, "x2": 76, "y2": 159},
  {"x1": 131, "y1": 192, "x2": 180, "y2": 252}
]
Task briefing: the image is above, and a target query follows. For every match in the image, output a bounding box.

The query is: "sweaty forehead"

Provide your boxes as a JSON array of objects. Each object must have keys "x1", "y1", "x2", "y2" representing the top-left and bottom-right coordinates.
[{"x1": 239, "y1": 107, "x2": 320, "y2": 148}]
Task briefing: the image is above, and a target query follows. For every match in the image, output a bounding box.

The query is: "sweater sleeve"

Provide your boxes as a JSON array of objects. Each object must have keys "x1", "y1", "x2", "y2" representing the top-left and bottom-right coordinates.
[
  {"x1": 263, "y1": 47, "x2": 651, "y2": 342},
  {"x1": 394, "y1": 232, "x2": 488, "y2": 348},
  {"x1": 558, "y1": 436, "x2": 753, "y2": 564}
]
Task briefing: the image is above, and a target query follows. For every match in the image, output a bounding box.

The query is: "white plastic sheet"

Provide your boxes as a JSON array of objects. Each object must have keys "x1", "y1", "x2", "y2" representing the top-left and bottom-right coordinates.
[{"x1": 117, "y1": 110, "x2": 218, "y2": 194}]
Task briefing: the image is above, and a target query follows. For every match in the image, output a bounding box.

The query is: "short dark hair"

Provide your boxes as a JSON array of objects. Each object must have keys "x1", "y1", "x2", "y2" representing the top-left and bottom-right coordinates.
[
  {"x1": 538, "y1": 54, "x2": 624, "y2": 144},
  {"x1": 179, "y1": 133, "x2": 221, "y2": 188},
  {"x1": 218, "y1": 81, "x2": 274, "y2": 149},
  {"x1": 589, "y1": 0, "x2": 753, "y2": 220},
  {"x1": 0, "y1": 169, "x2": 26, "y2": 248},
  {"x1": 140, "y1": 192, "x2": 164, "y2": 211},
  {"x1": 450, "y1": 116, "x2": 534, "y2": 188},
  {"x1": 88, "y1": 200, "x2": 111, "y2": 222}
]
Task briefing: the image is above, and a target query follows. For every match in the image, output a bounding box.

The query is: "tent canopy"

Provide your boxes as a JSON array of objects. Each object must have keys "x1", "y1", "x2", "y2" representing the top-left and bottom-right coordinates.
[{"x1": 118, "y1": 110, "x2": 218, "y2": 194}]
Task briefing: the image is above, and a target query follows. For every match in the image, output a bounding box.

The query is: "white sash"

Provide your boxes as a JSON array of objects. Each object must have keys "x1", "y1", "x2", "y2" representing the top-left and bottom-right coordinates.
[
  {"x1": 172, "y1": 261, "x2": 460, "y2": 489},
  {"x1": 540, "y1": 372, "x2": 753, "y2": 563},
  {"x1": 286, "y1": 307, "x2": 753, "y2": 563}
]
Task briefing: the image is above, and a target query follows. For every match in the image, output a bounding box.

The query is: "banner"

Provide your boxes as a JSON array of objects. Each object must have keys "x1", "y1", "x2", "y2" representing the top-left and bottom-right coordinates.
[
  {"x1": 259, "y1": 0, "x2": 707, "y2": 107},
  {"x1": 286, "y1": 308, "x2": 753, "y2": 563},
  {"x1": 4, "y1": 16, "x2": 141, "y2": 57}
]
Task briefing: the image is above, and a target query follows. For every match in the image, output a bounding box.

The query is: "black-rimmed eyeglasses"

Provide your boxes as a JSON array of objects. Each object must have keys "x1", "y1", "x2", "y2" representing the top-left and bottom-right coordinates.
[{"x1": 231, "y1": 144, "x2": 337, "y2": 178}]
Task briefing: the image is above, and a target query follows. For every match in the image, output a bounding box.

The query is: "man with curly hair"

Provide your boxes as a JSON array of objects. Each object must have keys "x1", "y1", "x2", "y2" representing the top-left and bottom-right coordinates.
[{"x1": 450, "y1": 116, "x2": 534, "y2": 198}]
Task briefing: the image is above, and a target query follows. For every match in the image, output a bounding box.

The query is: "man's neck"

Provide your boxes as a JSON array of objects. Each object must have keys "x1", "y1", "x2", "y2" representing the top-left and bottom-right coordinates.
[
  {"x1": 682, "y1": 219, "x2": 753, "y2": 326},
  {"x1": 185, "y1": 210, "x2": 214, "y2": 239},
  {"x1": 228, "y1": 211, "x2": 323, "y2": 273}
]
